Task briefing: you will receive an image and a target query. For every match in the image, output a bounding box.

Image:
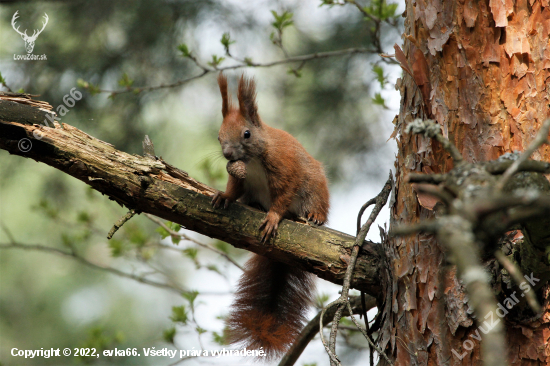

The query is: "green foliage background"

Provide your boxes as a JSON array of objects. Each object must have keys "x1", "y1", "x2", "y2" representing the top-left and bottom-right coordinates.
[{"x1": 0, "y1": 0, "x2": 400, "y2": 365}]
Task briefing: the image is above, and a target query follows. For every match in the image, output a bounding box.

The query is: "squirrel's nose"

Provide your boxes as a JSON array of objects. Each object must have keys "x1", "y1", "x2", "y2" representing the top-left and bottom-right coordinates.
[{"x1": 222, "y1": 147, "x2": 233, "y2": 160}]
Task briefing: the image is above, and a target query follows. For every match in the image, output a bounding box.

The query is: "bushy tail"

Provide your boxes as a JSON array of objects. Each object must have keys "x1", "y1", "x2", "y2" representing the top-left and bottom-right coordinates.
[{"x1": 226, "y1": 254, "x2": 315, "y2": 360}]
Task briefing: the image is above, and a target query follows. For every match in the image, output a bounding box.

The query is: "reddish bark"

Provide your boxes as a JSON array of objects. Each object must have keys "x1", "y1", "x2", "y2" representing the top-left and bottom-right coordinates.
[{"x1": 385, "y1": 0, "x2": 550, "y2": 364}]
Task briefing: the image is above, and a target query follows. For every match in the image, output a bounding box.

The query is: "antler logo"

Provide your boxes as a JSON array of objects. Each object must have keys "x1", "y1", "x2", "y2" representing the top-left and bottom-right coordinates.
[{"x1": 11, "y1": 11, "x2": 49, "y2": 54}]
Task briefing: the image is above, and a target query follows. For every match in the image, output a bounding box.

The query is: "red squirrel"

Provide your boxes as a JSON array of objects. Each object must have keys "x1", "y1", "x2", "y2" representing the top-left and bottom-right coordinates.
[{"x1": 211, "y1": 73, "x2": 330, "y2": 359}]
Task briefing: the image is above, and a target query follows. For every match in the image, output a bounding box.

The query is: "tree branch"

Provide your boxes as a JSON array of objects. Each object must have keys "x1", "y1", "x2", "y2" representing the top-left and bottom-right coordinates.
[
  {"x1": 91, "y1": 48, "x2": 376, "y2": 96},
  {"x1": 0, "y1": 242, "x2": 187, "y2": 294},
  {"x1": 278, "y1": 295, "x2": 376, "y2": 366},
  {"x1": 0, "y1": 97, "x2": 383, "y2": 296},
  {"x1": 322, "y1": 173, "x2": 393, "y2": 366}
]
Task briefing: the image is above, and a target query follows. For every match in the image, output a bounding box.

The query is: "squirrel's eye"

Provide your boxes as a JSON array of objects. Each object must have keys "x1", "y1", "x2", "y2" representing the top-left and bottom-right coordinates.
[
  {"x1": 244, "y1": 130, "x2": 251, "y2": 139},
  {"x1": 217, "y1": 135, "x2": 221, "y2": 141}
]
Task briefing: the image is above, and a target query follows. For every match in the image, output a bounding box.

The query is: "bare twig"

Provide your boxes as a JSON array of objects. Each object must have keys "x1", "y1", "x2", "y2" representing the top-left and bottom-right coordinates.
[
  {"x1": 357, "y1": 198, "x2": 377, "y2": 364},
  {"x1": 319, "y1": 302, "x2": 344, "y2": 366},
  {"x1": 497, "y1": 119, "x2": 550, "y2": 190},
  {"x1": 405, "y1": 119, "x2": 463, "y2": 163},
  {"x1": 107, "y1": 209, "x2": 137, "y2": 239},
  {"x1": 413, "y1": 184, "x2": 454, "y2": 207},
  {"x1": 0, "y1": 242, "x2": 185, "y2": 294},
  {"x1": 357, "y1": 198, "x2": 376, "y2": 234},
  {"x1": 90, "y1": 48, "x2": 375, "y2": 96},
  {"x1": 485, "y1": 160, "x2": 550, "y2": 175},
  {"x1": 321, "y1": 172, "x2": 394, "y2": 366},
  {"x1": 330, "y1": 0, "x2": 399, "y2": 56},
  {"x1": 99, "y1": 70, "x2": 209, "y2": 96},
  {"x1": 279, "y1": 295, "x2": 375, "y2": 366},
  {"x1": 345, "y1": 301, "x2": 393, "y2": 365},
  {"x1": 437, "y1": 216, "x2": 506, "y2": 366}
]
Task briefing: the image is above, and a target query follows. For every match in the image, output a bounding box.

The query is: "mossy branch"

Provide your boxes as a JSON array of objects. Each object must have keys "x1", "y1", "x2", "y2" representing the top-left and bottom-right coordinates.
[{"x1": 0, "y1": 97, "x2": 383, "y2": 296}]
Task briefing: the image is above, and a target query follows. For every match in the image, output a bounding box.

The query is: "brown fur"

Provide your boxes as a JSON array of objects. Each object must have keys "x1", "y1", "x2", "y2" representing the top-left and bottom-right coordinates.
[
  {"x1": 226, "y1": 255, "x2": 315, "y2": 360},
  {"x1": 212, "y1": 73, "x2": 330, "y2": 360}
]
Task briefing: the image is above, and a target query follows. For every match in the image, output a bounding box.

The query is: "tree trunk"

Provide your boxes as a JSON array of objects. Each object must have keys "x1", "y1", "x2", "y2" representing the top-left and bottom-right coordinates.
[{"x1": 384, "y1": 0, "x2": 550, "y2": 365}]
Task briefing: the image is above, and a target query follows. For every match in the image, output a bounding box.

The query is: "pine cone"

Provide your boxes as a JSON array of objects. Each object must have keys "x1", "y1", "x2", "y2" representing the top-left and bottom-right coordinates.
[{"x1": 227, "y1": 160, "x2": 246, "y2": 179}]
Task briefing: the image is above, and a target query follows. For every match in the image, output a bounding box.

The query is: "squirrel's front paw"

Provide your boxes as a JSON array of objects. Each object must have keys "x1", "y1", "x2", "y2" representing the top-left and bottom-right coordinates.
[
  {"x1": 306, "y1": 212, "x2": 326, "y2": 226},
  {"x1": 211, "y1": 191, "x2": 231, "y2": 209},
  {"x1": 259, "y1": 211, "x2": 281, "y2": 243}
]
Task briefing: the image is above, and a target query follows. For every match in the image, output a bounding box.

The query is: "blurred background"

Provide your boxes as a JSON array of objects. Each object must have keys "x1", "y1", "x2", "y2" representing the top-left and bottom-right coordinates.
[{"x1": 0, "y1": 0, "x2": 402, "y2": 365}]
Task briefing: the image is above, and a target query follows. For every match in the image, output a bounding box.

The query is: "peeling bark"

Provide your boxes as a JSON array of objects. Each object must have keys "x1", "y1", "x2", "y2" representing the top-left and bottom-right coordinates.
[{"x1": 386, "y1": 0, "x2": 550, "y2": 365}]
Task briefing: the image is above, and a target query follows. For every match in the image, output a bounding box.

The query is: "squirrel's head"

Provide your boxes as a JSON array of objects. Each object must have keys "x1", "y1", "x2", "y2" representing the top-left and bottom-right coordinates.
[{"x1": 217, "y1": 73, "x2": 264, "y2": 162}]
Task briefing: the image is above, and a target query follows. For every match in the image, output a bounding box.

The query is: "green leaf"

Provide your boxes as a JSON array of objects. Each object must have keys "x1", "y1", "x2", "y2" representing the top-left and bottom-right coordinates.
[
  {"x1": 76, "y1": 78, "x2": 88, "y2": 89},
  {"x1": 169, "y1": 222, "x2": 181, "y2": 232},
  {"x1": 196, "y1": 326, "x2": 207, "y2": 335},
  {"x1": 372, "y1": 92, "x2": 386, "y2": 108},
  {"x1": 270, "y1": 10, "x2": 294, "y2": 32},
  {"x1": 140, "y1": 247, "x2": 156, "y2": 261},
  {"x1": 381, "y1": 2, "x2": 399, "y2": 20},
  {"x1": 170, "y1": 305, "x2": 188, "y2": 324},
  {"x1": 127, "y1": 226, "x2": 148, "y2": 246},
  {"x1": 183, "y1": 247, "x2": 198, "y2": 260},
  {"x1": 108, "y1": 239, "x2": 126, "y2": 257},
  {"x1": 61, "y1": 233, "x2": 73, "y2": 248},
  {"x1": 287, "y1": 67, "x2": 302, "y2": 78},
  {"x1": 214, "y1": 241, "x2": 230, "y2": 254},
  {"x1": 339, "y1": 317, "x2": 353, "y2": 326},
  {"x1": 183, "y1": 290, "x2": 199, "y2": 308},
  {"x1": 77, "y1": 327, "x2": 123, "y2": 362},
  {"x1": 114, "y1": 331, "x2": 125, "y2": 343},
  {"x1": 88, "y1": 83, "x2": 101, "y2": 96},
  {"x1": 372, "y1": 64, "x2": 386, "y2": 88},
  {"x1": 314, "y1": 293, "x2": 330, "y2": 308},
  {"x1": 76, "y1": 211, "x2": 91, "y2": 223},
  {"x1": 0, "y1": 71, "x2": 5, "y2": 84},
  {"x1": 363, "y1": 0, "x2": 399, "y2": 21},
  {"x1": 319, "y1": 0, "x2": 335, "y2": 6},
  {"x1": 220, "y1": 32, "x2": 236, "y2": 53},
  {"x1": 207, "y1": 55, "x2": 225, "y2": 68},
  {"x1": 16, "y1": 88, "x2": 25, "y2": 94},
  {"x1": 117, "y1": 73, "x2": 134, "y2": 88},
  {"x1": 212, "y1": 331, "x2": 228, "y2": 345},
  {"x1": 34, "y1": 199, "x2": 58, "y2": 218},
  {"x1": 206, "y1": 264, "x2": 223, "y2": 276},
  {"x1": 163, "y1": 327, "x2": 176, "y2": 344},
  {"x1": 155, "y1": 226, "x2": 170, "y2": 239},
  {"x1": 178, "y1": 43, "x2": 191, "y2": 57}
]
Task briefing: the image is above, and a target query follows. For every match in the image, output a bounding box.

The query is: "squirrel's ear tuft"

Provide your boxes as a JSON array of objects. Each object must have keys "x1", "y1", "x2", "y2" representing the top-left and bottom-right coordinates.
[
  {"x1": 218, "y1": 73, "x2": 232, "y2": 118},
  {"x1": 238, "y1": 74, "x2": 260, "y2": 126}
]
